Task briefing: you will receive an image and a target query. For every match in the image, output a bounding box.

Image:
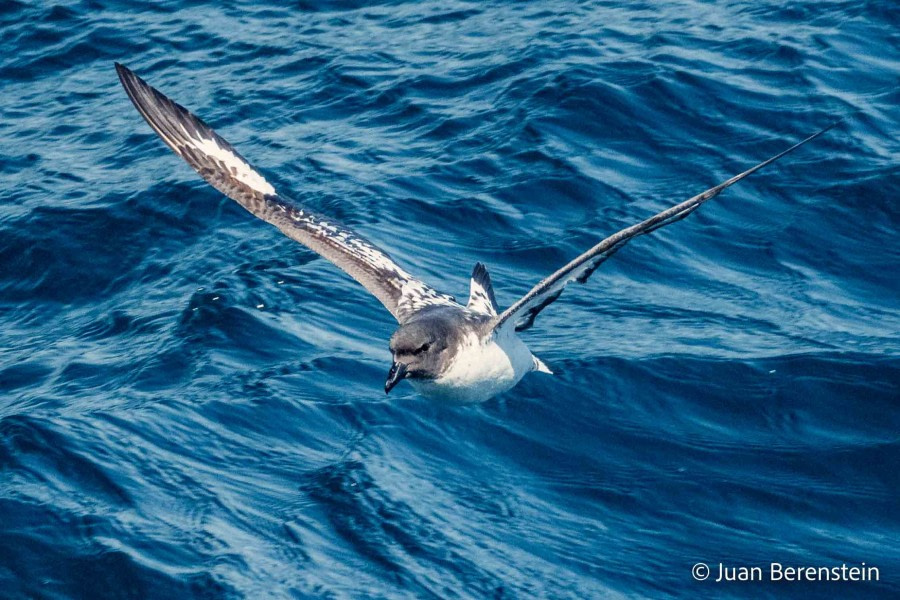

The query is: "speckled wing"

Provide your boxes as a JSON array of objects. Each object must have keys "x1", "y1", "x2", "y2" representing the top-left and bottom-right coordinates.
[
  {"x1": 115, "y1": 63, "x2": 458, "y2": 322},
  {"x1": 466, "y1": 262, "x2": 498, "y2": 316},
  {"x1": 493, "y1": 123, "x2": 839, "y2": 333}
]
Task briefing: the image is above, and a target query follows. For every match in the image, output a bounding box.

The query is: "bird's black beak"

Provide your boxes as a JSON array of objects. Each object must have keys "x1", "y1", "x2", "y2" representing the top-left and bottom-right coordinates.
[{"x1": 384, "y1": 361, "x2": 408, "y2": 394}]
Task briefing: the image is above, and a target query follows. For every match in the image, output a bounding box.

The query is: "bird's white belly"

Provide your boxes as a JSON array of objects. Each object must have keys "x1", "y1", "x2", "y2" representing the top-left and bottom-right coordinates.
[{"x1": 411, "y1": 331, "x2": 533, "y2": 403}]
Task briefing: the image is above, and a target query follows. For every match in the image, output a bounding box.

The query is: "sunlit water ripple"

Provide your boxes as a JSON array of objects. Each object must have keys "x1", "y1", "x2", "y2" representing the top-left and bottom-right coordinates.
[{"x1": 1, "y1": 1, "x2": 898, "y2": 598}]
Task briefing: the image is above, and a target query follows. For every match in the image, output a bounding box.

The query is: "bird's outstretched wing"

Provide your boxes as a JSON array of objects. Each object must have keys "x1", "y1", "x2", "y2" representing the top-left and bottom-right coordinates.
[
  {"x1": 115, "y1": 63, "x2": 457, "y2": 322},
  {"x1": 493, "y1": 123, "x2": 839, "y2": 333}
]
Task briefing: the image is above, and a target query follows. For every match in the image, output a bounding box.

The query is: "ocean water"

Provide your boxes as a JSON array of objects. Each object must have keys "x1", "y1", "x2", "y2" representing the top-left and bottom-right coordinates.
[{"x1": 1, "y1": 0, "x2": 898, "y2": 598}]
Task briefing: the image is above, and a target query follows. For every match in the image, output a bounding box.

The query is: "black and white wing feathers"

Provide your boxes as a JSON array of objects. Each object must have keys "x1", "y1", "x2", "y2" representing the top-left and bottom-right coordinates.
[
  {"x1": 467, "y1": 262, "x2": 499, "y2": 316},
  {"x1": 116, "y1": 63, "x2": 457, "y2": 322},
  {"x1": 493, "y1": 123, "x2": 839, "y2": 333}
]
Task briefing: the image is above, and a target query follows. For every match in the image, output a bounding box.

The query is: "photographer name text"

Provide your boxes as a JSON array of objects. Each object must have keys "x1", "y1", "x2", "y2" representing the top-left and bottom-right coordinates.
[{"x1": 691, "y1": 562, "x2": 879, "y2": 583}]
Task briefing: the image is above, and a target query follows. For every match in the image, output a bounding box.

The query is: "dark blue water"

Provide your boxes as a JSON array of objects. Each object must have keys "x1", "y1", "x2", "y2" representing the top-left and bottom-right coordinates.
[{"x1": 2, "y1": 1, "x2": 898, "y2": 598}]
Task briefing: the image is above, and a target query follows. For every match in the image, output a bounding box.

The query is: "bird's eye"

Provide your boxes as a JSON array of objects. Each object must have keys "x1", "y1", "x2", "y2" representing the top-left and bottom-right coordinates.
[{"x1": 414, "y1": 343, "x2": 430, "y2": 355}]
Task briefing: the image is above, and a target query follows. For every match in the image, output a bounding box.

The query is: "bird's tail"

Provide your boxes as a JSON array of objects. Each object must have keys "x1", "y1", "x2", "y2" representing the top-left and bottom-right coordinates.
[{"x1": 532, "y1": 355, "x2": 553, "y2": 375}]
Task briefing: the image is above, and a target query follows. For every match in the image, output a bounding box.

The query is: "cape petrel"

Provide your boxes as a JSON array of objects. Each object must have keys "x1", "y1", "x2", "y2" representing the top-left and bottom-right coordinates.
[{"x1": 116, "y1": 62, "x2": 837, "y2": 403}]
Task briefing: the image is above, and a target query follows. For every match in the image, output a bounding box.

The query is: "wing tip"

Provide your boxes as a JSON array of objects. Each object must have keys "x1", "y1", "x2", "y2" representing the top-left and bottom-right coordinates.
[
  {"x1": 471, "y1": 261, "x2": 489, "y2": 284},
  {"x1": 802, "y1": 117, "x2": 843, "y2": 145},
  {"x1": 114, "y1": 61, "x2": 140, "y2": 93},
  {"x1": 469, "y1": 261, "x2": 499, "y2": 314}
]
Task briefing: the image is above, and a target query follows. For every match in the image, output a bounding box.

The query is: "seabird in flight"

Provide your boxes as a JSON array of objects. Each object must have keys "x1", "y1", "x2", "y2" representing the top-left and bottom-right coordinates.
[{"x1": 115, "y1": 62, "x2": 837, "y2": 403}]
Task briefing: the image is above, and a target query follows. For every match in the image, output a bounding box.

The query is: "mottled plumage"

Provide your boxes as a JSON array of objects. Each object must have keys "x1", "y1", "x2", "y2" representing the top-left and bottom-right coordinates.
[
  {"x1": 116, "y1": 63, "x2": 836, "y2": 402},
  {"x1": 116, "y1": 63, "x2": 456, "y2": 323},
  {"x1": 467, "y1": 262, "x2": 499, "y2": 316}
]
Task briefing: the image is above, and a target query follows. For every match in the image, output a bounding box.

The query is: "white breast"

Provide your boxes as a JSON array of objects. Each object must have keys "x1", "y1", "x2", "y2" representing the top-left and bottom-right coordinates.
[{"x1": 410, "y1": 330, "x2": 534, "y2": 403}]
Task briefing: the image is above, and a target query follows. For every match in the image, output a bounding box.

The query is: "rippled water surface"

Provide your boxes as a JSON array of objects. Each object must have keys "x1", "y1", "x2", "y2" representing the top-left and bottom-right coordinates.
[{"x1": 1, "y1": 1, "x2": 898, "y2": 598}]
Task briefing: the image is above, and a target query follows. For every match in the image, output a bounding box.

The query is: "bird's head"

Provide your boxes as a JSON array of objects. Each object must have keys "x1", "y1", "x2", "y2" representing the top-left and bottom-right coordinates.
[{"x1": 385, "y1": 316, "x2": 455, "y2": 393}]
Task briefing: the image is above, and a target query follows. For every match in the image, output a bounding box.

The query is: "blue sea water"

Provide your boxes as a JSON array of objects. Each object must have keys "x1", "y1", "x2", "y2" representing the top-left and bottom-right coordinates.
[{"x1": 1, "y1": 0, "x2": 899, "y2": 598}]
